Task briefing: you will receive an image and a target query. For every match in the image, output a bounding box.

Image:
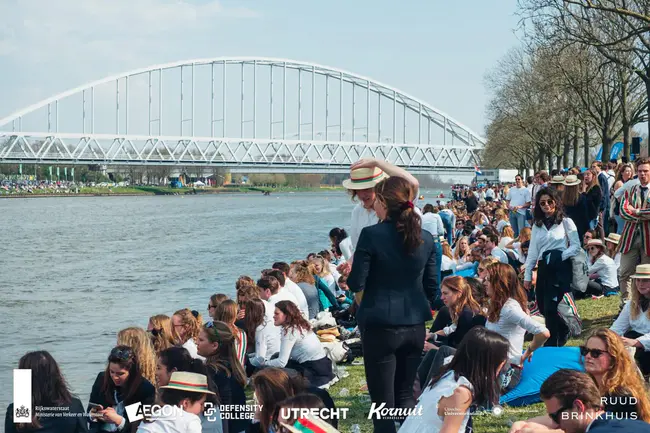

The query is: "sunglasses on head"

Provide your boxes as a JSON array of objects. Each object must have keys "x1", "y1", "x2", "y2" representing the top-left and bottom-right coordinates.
[
  {"x1": 110, "y1": 347, "x2": 133, "y2": 360},
  {"x1": 579, "y1": 346, "x2": 609, "y2": 359}
]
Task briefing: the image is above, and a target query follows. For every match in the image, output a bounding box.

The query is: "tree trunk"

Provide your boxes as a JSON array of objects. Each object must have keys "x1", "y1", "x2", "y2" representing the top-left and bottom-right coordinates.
[
  {"x1": 602, "y1": 133, "x2": 614, "y2": 164},
  {"x1": 563, "y1": 138, "x2": 570, "y2": 170},
  {"x1": 621, "y1": 72, "x2": 630, "y2": 160},
  {"x1": 646, "y1": 72, "x2": 650, "y2": 142},
  {"x1": 623, "y1": 126, "x2": 631, "y2": 161},
  {"x1": 583, "y1": 126, "x2": 590, "y2": 168},
  {"x1": 572, "y1": 125, "x2": 579, "y2": 168},
  {"x1": 547, "y1": 151, "x2": 553, "y2": 173}
]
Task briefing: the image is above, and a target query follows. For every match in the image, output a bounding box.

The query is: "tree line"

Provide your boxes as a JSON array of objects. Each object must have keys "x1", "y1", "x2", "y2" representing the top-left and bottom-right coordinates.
[{"x1": 483, "y1": 0, "x2": 649, "y2": 172}]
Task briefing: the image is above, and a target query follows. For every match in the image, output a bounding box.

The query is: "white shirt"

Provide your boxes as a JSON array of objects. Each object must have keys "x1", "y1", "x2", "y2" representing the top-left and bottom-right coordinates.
[
  {"x1": 606, "y1": 170, "x2": 616, "y2": 191},
  {"x1": 182, "y1": 339, "x2": 205, "y2": 361},
  {"x1": 524, "y1": 218, "x2": 581, "y2": 282},
  {"x1": 588, "y1": 255, "x2": 618, "y2": 288},
  {"x1": 441, "y1": 255, "x2": 455, "y2": 272},
  {"x1": 136, "y1": 406, "x2": 202, "y2": 433},
  {"x1": 496, "y1": 220, "x2": 510, "y2": 234},
  {"x1": 268, "y1": 289, "x2": 299, "y2": 310},
  {"x1": 486, "y1": 298, "x2": 549, "y2": 364},
  {"x1": 421, "y1": 212, "x2": 445, "y2": 237},
  {"x1": 499, "y1": 237, "x2": 514, "y2": 250},
  {"x1": 283, "y1": 279, "x2": 310, "y2": 319},
  {"x1": 249, "y1": 316, "x2": 282, "y2": 367},
  {"x1": 506, "y1": 186, "x2": 532, "y2": 215},
  {"x1": 611, "y1": 301, "x2": 650, "y2": 351},
  {"x1": 486, "y1": 188, "x2": 495, "y2": 199},
  {"x1": 489, "y1": 246, "x2": 509, "y2": 264},
  {"x1": 350, "y1": 203, "x2": 379, "y2": 248},
  {"x1": 261, "y1": 327, "x2": 326, "y2": 367}
]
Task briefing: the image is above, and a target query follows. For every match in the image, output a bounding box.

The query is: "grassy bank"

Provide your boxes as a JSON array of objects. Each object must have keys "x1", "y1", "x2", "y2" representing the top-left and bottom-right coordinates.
[{"x1": 328, "y1": 296, "x2": 620, "y2": 433}]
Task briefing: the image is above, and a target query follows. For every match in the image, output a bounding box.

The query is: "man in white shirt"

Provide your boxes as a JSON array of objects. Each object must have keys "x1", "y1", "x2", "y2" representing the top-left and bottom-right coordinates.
[
  {"x1": 421, "y1": 205, "x2": 445, "y2": 239},
  {"x1": 485, "y1": 187, "x2": 495, "y2": 202},
  {"x1": 265, "y1": 269, "x2": 309, "y2": 319},
  {"x1": 258, "y1": 276, "x2": 299, "y2": 310},
  {"x1": 343, "y1": 158, "x2": 421, "y2": 248},
  {"x1": 485, "y1": 233, "x2": 509, "y2": 264},
  {"x1": 506, "y1": 174, "x2": 532, "y2": 237}
]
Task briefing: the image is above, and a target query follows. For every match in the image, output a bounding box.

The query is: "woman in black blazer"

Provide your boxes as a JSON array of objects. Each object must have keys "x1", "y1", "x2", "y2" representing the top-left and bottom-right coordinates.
[
  {"x1": 348, "y1": 175, "x2": 438, "y2": 433},
  {"x1": 88, "y1": 346, "x2": 155, "y2": 433}
]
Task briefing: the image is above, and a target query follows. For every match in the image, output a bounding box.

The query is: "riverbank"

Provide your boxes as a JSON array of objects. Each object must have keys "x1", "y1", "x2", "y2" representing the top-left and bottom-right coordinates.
[{"x1": 0, "y1": 185, "x2": 345, "y2": 198}]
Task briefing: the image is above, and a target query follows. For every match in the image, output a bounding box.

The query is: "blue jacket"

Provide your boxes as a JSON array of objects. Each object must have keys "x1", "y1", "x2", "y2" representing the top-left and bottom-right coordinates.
[{"x1": 589, "y1": 415, "x2": 650, "y2": 432}]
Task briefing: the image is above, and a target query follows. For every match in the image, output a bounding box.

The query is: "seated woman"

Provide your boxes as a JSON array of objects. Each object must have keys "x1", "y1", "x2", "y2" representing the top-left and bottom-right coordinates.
[
  {"x1": 4, "y1": 351, "x2": 87, "y2": 433},
  {"x1": 254, "y1": 301, "x2": 335, "y2": 388},
  {"x1": 155, "y1": 347, "x2": 223, "y2": 433},
  {"x1": 417, "y1": 276, "x2": 485, "y2": 391},
  {"x1": 88, "y1": 346, "x2": 156, "y2": 433},
  {"x1": 512, "y1": 328, "x2": 650, "y2": 430},
  {"x1": 172, "y1": 309, "x2": 205, "y2": 360},
  {"x1": 400, "y1": 328, "x2": 510, "y2": 433},
  {"x1": 215, "y1": 300, "x2": 248, "y2": 368},
  {"x1": 147, "y1": 315, "x2": 176, "y2": 355},
  {"x1": 610, "y1": 264, "x2": 650, "y2": 377},
  {"x1": 245, "y1": 298, "x2": 281, "y2": 375},
  {"x1": 197, "y1": 321, "x2": 250, "y2": 433},
  {"x1": 289, "y1": 261, "x2": 321, "y2": 320},
  {"x1": 584, "y1": 239, "x2": 619, "y2": 298},
  {"x1": 440, "y1": 242, "x2": 455, "y2": 279}
]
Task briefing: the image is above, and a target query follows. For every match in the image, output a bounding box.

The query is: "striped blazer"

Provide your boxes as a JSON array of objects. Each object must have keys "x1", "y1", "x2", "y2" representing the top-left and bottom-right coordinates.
[{"x1": 619, "y1": 183, "x2": 650, "y2": 255}]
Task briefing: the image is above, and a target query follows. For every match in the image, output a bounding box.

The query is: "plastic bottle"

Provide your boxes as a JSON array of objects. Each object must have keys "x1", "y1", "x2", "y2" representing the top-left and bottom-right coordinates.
[
  {"x1": 351, "y1": 424, "x2": 361, "y2": 433},
  {"x1": 338, "y1": 388, "x2": 350, "y2": 397}
]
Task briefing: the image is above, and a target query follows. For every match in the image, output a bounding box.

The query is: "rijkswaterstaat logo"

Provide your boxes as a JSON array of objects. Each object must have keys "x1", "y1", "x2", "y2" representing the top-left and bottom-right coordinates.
[{"x1": 15, "y1": 406, "x2": 30, "y2": 418}]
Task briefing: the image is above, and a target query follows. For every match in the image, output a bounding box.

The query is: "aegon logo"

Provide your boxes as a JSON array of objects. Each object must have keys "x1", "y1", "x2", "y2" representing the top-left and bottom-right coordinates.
[
  {"x1": 367, "y1": 403, "x2": 424, "y2": 420},
  {"x1": 125, "y1": 403, "x2": 184, "y2": 422}
]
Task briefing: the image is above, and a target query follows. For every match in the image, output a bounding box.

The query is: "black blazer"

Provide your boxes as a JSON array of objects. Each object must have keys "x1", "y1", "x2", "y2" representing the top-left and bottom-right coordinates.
[
  {"x1": 87, "y1": 372, "x2": 155, "y2": 433},
  {"x1": 347, "y1": 221, "x2": 438, "y2": 327},
  {"x1": 589, "y1": 416, "x2": 650, "y2": 432},
  {"x1": 6, "y1": 399, "x2": 88, "y2": 433}
]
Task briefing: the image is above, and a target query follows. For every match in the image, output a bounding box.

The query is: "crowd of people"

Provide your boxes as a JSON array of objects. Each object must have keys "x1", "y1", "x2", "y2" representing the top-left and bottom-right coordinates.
[{"x1": 5, "y1": 156, "x2": 650, "y2": 433}]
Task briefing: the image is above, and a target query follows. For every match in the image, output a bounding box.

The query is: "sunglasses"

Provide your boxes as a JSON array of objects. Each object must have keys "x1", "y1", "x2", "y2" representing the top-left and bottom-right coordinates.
[
  {"x1": 208, "y1": 304, "x2": 217, "y2": 309},
  {"x1": 539, "y1": 200, "x2": 555, "y2": 206},
  {"x1": 110, "y1": 347, "x2": 133, "y2": 360},
  {"x1": 579, "y1": 346, "x2": 609, "y2": 359},
  {"x1": 147, "y1": 329, "x2": 162, "y2": 337},
  {"x1": 548, "y1": 403, "x2": 574, "y2": 425}
]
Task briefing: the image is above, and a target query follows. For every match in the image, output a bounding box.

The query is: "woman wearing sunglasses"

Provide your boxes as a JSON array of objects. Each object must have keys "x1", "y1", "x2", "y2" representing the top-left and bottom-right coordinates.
[
  {"x1": 583, "y1": 239, "x2": 619, "y2": 299},
  {"x1": 524, "y1": 187, "x2": 581, "y2": 347},
  {"x1": 88, "y1": 346, "x2": 155, "y2": 433},
  {"x1": 147, "y1": 315, "x2": 175, "y2": 355}
]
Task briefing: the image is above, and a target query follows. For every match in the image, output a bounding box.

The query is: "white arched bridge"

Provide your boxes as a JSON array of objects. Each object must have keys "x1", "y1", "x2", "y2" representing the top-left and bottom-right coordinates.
[{"x1": 0, "y1": 57, "x2": 484, "y2": 174}]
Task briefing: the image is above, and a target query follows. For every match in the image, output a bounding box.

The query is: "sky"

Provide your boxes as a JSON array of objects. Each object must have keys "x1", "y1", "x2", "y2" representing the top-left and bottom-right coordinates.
[{"x1": 0, "y1": 0, "x2": 520, "y2": 139}]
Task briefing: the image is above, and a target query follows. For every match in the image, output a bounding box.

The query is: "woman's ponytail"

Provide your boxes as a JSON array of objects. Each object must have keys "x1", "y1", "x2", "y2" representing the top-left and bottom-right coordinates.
[{"x1": 376, "y1": 177, "x2": 422, "y2": 254}]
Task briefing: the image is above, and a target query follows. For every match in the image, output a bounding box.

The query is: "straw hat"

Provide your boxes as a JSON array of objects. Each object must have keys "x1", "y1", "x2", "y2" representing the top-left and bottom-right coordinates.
[
  {"x1": 159, "y1": 372, "x2": 215, "y2": 394},
  {"x1": 604, "y1": 233, "x2": 621, "y2": 245},
  {"x1": 280, "y1": 417, "x2": 341, "y2": 433},
  {"x1": 632, "y1": 264, "x2": 650, "y2": 279},
  {"x1": 550, "y1": 175, "x2": 565, "y2": 184},
  {"x1": 586, "y1": 239, "x2": 605, "y2": 250},
  {"x1": 563, "y1": 175, "x2": 581, "y2": 186},
  {"x1": 342, "y1": 167, "x2": 388, "y2": 190}
]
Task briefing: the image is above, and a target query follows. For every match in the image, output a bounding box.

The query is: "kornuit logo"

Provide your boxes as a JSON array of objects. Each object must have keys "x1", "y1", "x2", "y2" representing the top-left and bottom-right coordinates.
[
  {"x1": 15, "y1": 406, "x2": 30, "y2": 418},
  {"x1": 368, "y1": 403, "x2": 423, "y2": 420},
  {"x1": 125, "y1": 402, "x2": 184, "y2": 422}
]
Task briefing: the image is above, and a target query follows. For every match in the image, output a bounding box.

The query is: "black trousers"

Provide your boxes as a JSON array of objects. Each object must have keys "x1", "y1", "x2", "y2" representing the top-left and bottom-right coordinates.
[
  {"x1": 536, "y1": 253, "x2": 570, "y2": 347},
  {"x1": 361, "y1": 324, "x2": 425, "y2": 433},
  {"x1": 624, "y1": 330, "x2": 650, "y2": 376}
]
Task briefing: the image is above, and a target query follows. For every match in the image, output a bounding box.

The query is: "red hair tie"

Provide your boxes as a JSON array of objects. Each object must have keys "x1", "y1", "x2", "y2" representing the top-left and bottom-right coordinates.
[{"x1": 401, "y1": 201, "x2": 414, "y2": 210}]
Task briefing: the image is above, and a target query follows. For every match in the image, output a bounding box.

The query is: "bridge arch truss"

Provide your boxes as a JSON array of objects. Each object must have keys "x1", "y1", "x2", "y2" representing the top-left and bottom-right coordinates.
[{"x1": 0, "y1": 57, "x2": 483, "y2": 173}]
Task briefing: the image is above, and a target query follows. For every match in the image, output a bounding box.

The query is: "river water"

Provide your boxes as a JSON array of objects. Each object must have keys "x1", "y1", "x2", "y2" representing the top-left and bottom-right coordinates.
[{"x1": 0, "y1": 190, "x2": 444, "y2": 420}]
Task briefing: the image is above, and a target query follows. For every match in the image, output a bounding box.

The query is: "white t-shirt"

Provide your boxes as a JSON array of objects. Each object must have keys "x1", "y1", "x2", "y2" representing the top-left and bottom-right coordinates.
[
  {"x1": 486, "y1": 188, "x2": 495, "y2": 199},
  {"x1": 588, "y1": 255, "x2": 618, "y2": 289},
  {"x1": 249, "y1": 316, "x2": 282, "y2": 367},
  {"x1": 490, "y1": 247, "x2": 509, "y2": 264},
  {"x1": 506, "y1": 186, "x2": 532, "y2": 215},
  {"x1": 421, "y1": 212, "x2": 445, "y2": 237},
  {"x1": 261, "y1": 328, "x2": 326, "y2": 367},
  {"x1": 350, "y1": 203, "x2": 379, "y2": 248},
  {"x1": 182, "y1": 339, "x2": 205, "y2": 361},
  {"x1": 339, "y1": 237, "x2": 354, "y2": 261},
  {"x1": 268, "y1": 289, "x2": 299, "y2": 310},
  {"x1": 441, "y1": 255, "x2": 455, "y2": 272},
  {"x1": 283, "y1": 279, "x2": 310, "y2": 319},
  {"x1": 136, "y1": 406, "x2": 202, "y2": 433}
]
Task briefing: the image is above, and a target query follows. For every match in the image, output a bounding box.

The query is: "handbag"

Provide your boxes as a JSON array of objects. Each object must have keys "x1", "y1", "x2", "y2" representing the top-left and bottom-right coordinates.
[
  {"x1": 561, "y1": 219, "x2": 589, "y2": 293},
  {"x1": 557, "y1": 292, "x2": 583, "y2": 337}
]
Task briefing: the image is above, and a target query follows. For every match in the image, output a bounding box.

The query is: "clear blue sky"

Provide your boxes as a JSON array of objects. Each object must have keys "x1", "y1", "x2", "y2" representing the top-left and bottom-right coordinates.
[{"x1": 0, "y1": 0, "x2": 520, "y2": 137}]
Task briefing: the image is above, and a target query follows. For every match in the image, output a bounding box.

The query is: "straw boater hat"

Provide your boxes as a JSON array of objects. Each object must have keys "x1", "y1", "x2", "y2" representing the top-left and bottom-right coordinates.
[
  {"x1": 159, "y1": 372, "x2": 215, "y2": 394},
  {"x1": 342, "y1": 167, "x2": 388, "y2": 190},
  {"x1": 550, "y1": 175, "x2": 565, "y2": 184},
  {"x1": 563, "y1": 175, "x2": 581, "y2": 186},
  {"x1": 632, "y1": 264, "x2": 650, "y2": 279},
  {"x1": 605, "y1": 233, "x2": 621, "y2": 245},
  {"x1": 280, "y1": 417, "x2": 341, "y2": 433},
  {"x1": 586, "y1": 239, "x2": 605, "y2": 250}
]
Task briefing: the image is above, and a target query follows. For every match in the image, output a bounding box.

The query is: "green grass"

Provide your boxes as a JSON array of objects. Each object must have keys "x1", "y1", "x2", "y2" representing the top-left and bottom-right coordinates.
[{"x1": 326, "y1": 295, "x2": 621, "y2": 433}]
